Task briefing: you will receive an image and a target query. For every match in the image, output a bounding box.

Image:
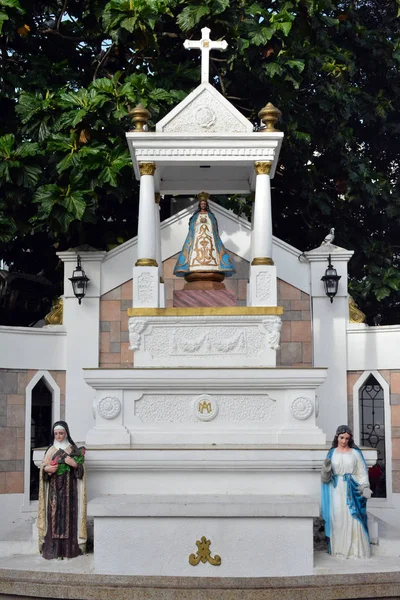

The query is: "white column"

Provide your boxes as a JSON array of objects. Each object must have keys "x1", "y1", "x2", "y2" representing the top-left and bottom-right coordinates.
[
  {"x1": 155, "y1": 193, "x2": 165, "y2": 308},
  {"x1": 252, "y1": 161, "x2": 273, "y2": 264},
  {"x1": 304, "y1": 245, "x2": 354, "y2": 441},
  {"x1": 57, "y1": 250, "x2": 106, "y2": 443},
  {"x1": 248, "y1": 162, "x2": 277, "y2": 307},
  {"x1": 136, "y1": 162, "x2": 157, "y2": 267},
  {"x1": 247, "y1": 200, "x2": 255, "y2": 305},
  {"x1": 133, "y1": 162, "x2": 160, "y2": 308}
]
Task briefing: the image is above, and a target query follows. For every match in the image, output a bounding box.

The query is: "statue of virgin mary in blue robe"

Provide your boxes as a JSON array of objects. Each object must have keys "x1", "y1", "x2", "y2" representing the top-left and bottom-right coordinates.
[{"x1": 173, "y1": 195, "x2": 236, "y2": 280}]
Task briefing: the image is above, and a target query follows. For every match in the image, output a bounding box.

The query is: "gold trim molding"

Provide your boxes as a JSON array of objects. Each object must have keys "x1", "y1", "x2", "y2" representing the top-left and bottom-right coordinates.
[
  {"x1": 139, "y1": 162, "x2": 156, "y2": 176},
  {"x1": 135, "y1": 258, "x2": 158, "y2": 267},
  {"x1": 251, "y1": 257, "x2": 274, "y2": 266},
  {"x1": 128, "y1": 306, "x2": 283, "y2": 317},
  {"x1": 189, "y1": 536, "x2": 221, "y2": 566},
  {"x1": 254, "y1": 161, "x2": 272, "y2": 175}
]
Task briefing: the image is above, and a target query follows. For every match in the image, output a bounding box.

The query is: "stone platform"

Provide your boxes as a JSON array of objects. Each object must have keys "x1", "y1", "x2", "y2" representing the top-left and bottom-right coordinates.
[
  {"x1": 1, "y1": 554, "x2": 400, "y2": 599},
  {"x1": 88, "y1": 494, "x2": 317, "y2": 577}
]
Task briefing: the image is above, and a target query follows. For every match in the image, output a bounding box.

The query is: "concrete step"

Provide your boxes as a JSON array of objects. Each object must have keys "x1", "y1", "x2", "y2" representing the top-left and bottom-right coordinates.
[
  {"x1": 0, "y1": 539, "x2": 37, "y2": 557},
  {"x1": 0, "y1": 508, "x2": 37, "y2": 557},
  {"x1": 370, "y1": 513, "x2": 400, "y2": 557}
]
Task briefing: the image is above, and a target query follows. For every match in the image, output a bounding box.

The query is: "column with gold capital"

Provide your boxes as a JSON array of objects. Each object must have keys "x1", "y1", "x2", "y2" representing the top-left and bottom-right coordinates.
[
  {"x1": 248, "y1": 161, "x2": 277, "y2": 307},
  {"x1": 133, "y1": 162, "x2": 160, "y2": 307},
  {"x1": 155, "y1": 193, "x2": 165, "y2": 308},
  {"x1": 136, "y1": 162, "x2": 157, "y2": 267}
]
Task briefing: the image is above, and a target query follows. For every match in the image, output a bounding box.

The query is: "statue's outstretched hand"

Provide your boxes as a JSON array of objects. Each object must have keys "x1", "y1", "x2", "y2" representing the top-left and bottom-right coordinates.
[
  {"x1": 321, "y1": 458, "x2": 332, "y2": 483},
  {"x1": 362, "y1": 487, "x2": 372, "y2": 499},
  {"x1": 358, "y1": 484, "x2": 372, "y2": 499}
]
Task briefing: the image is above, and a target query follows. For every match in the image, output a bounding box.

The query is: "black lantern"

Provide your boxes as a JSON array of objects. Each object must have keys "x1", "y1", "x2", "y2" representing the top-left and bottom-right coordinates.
[
  {"x1": 69, "y1": 255, "x2": 90, "y2": 304},
  {"x1": 321, "y1": 254, "x2": 341, "y2": 303}
]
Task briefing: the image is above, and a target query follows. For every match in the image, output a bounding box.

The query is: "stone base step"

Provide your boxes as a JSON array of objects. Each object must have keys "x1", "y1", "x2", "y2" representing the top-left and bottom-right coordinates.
[
  {"x1": 1, "y1": 555, "x2": 400, "y2": 600},
  {"x1": 370, "y1": 513, "x2": 400, "y2": 557}
]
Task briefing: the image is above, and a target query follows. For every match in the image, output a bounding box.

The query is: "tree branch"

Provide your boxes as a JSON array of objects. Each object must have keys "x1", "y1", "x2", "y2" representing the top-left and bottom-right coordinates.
[
  {"x1": 56, "y1": 0, "x2": 69, "y2": 31},
  {"x1": 93, "y1": 43, "x2": 116, "y2": 81},
  {"x1": 211, "y1": 61, "x2": 226, "y2": 96},
  {"x1": 41, "y1": 29, "x2": 102, "y2": 43}
]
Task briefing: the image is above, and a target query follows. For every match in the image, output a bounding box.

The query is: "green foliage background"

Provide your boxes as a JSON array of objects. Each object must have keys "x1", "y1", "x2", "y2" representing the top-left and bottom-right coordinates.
[{"x1": 0, "y1": 0, "x2": 399, "y2": 322}]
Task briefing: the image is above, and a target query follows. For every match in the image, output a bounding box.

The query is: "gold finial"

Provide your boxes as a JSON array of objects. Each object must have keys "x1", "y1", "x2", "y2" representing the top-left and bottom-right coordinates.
[
  {"x1": 45, "y1": 298, "x2": 63, "y2": 325},
  {"x1": 129, "y1": 103, "x2": 151, "y2": 132},
  {"x1": 197, "y1": 192, "x2": 210, "y2": 202},
  {"x1": 258, "y1": 102, "x2": 282, "y2": 132}
]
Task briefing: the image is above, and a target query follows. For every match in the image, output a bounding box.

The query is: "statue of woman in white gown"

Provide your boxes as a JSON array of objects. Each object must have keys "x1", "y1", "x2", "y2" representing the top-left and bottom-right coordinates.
[{"x1": 321, "y1": 425, "x2": 372, "y2": 558}]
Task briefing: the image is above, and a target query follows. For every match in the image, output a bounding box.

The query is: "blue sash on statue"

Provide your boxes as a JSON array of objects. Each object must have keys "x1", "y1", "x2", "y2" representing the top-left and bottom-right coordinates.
[{"x1": 321, "y1": 447, "x2": 369, "y2": 553}]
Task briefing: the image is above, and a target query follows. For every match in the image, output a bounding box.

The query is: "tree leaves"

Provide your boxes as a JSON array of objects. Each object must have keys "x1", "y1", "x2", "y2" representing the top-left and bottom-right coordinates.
[
  {"x1": 0, "y1": 0, "x2": 399, "y2": 323},
  {"x1": 0, "y1": 0, "x2": 24, "y2": 34},
  {"x1": 33, "y1": 184, "x2": 88, "y2": 232}
]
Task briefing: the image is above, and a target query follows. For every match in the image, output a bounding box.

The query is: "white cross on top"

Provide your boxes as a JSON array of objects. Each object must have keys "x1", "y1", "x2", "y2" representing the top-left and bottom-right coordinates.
[{"x1": 183, "y1": 27, "x2": 228, "y2": 84}]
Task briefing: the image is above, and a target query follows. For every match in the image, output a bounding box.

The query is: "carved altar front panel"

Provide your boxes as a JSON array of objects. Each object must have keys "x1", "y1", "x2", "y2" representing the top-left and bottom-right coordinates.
[
  {"x1": 128, "y1": 315, "x2": 281, "y2": 368},
  {"x1": 135, "y1": 394, "x2": 277, "y2": 424}
]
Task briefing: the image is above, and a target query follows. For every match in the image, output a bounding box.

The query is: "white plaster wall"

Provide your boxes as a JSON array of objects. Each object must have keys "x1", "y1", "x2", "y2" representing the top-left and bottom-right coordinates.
[
  {"x1": 347, "y1": 324, "x2": 400, "y2": 371},
  {"x1": 313, "y1": 295, "x2": 349, "y2": 440},
  {"x1": 87, "y1": 469, "x2": 321, "y2": 499},
  {"x1": 58, "y1": 252, "x2": 105, "y2": 442},
  {"x1": 0, "y1": 326, "x2": 66, "y2": 370},
  {"x1": 305, "y1": 247, "x2": 353, "y2": 442},
  {"x1": 93, "y1": 516, "x2": 313, "y2": 577},
  {"x1": 370, "y1": 493, "x2": 400, "y2": 529}
]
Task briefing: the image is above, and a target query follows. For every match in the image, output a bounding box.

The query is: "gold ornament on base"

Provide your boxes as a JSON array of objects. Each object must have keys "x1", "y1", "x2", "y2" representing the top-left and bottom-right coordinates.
[
  {"x1": 45, "y1": 298, "x2": 63, "y2": 325},
  {"x1": 349, "y1": 296, "x2": 366, "y2": 323},
  {"x1": 189, "y1": 536, "x2": 221, "y2": 566}
]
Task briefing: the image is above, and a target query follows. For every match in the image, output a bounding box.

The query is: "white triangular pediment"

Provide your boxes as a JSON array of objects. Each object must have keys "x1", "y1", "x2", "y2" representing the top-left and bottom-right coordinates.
[{"x1": 156, "y1": 83, "x2": 253, "y2": 134}]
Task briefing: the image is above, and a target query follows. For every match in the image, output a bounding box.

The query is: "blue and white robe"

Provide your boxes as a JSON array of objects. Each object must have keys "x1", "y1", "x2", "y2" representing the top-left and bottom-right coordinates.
[{"x1": 321, "y1": 447, "x2": 370, "y2": 558}]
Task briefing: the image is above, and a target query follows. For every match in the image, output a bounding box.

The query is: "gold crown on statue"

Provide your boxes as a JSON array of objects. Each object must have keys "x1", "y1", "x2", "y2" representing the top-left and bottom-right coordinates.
[{"x1": 197, "y1": 192, "x2": 210, "y2": 202}]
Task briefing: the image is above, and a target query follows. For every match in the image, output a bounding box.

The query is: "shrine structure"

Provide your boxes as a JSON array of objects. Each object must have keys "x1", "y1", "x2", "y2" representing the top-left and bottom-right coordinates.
[{"x1": 72, "y1": 28, "x2": 376, "y2": 578}]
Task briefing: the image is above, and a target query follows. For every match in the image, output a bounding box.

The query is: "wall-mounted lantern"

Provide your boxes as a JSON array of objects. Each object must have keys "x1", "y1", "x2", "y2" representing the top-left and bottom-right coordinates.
[
  {"x1": 321, "y1": 254, "x2": 341, "y2": 303},
  {"x1": 69, "y1": 255, "x2": 90, "y2": 304}
]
